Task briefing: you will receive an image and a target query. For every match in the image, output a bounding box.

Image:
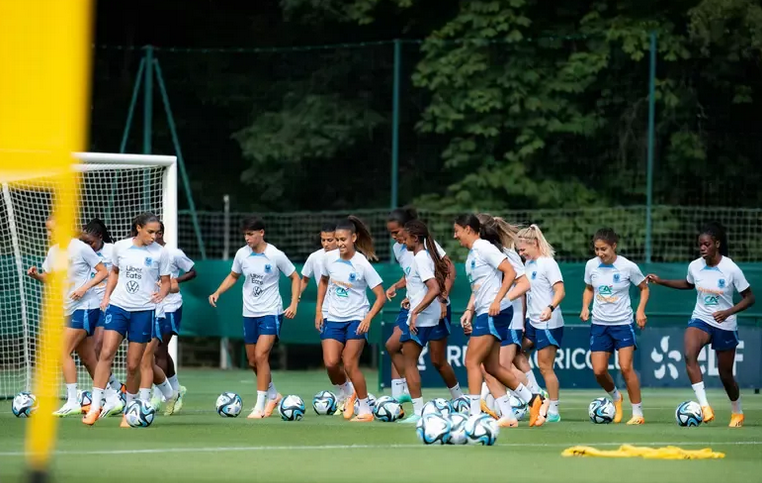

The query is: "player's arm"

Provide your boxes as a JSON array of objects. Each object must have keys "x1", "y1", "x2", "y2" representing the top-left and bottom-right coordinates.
[
  {"x1": 175, "y1": 267, "x2": 197, "y2": 284},
  {"x1": 442, "y1": 255, "x2": 456, "y2": 300},
  {"x1": 635, "y1": 281, "x2": 649, "y2": 328},
  {"x1": 100, "y1": 266, "x2": 119, "y2": 311},
  {"x1": 71, "y1": 262, "x2": 108, "y2": 300},
  {"x1": 152, "y1": 275, "x2": 171, "y2": 304},
  {"x1": 315, "y1": 275, "x2": 329, "y2": 330},
  {"x1": 284, "y1": 271, "x2": 300, "y2": 319},
  {"x1": 208, "y1": 271, "x2": 240, "y2": 307},
  {"x1": 714, "y1": 287, "x2": 755, "y2": 323},
  {"x1": 580, "y1": 284, "x2": 594, "y2": 321},
  {"x1": 506, "y1": 274, "x2": 530, "y2": 302},
  {"x1": 386, "y1": 275, "x2": 406, "y2": 301},
  {"x1": 646, "y1": 274, "x2": 693, "y2": 290},
  {"x1": 26, "y1": 266, "x2": 47, "y2": 283},
  {"x1": 169, "y1": 278, "x2": 180, "y2": 294},
  {"x1": 490, "y1": 259, "x2": 516, "y2": 316},
  {"x1": 358, "y1": 283, "x2": 386, "y2": 334},
  {"x1": 299, "y1": 276, "x2": 311, "y2": 300}
]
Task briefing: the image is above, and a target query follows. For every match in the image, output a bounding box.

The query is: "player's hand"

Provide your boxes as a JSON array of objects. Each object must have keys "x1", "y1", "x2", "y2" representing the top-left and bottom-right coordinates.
[
  {"x1": 284, "y1": 303, "x2": 297, "y2": 319},
  {"x1": 70, "y1": 286, "x2": 88, "y2": 300},
  {"x1": 26, "y1": 266, "x2": 39, "y2": 278},
  {"x1": 150, "y1": 292, "x2": 164, "y2": 304},
  {"x1": 385, "y1": 285, "x2": 397, "y2": 301},
  {"x1": 409, "y1": 313, "x2": 418, "y2": 335},
  {"x1": 488, "y1": 300, "x2": 501, "y2": 317},
  {"x1": 356, "y1": 317, "x2": 371, "y2": 335},
  {"x1": 401, "y1": 298, "x2": 410, "y2": 310},
  {"x1": 315, "y1": 314, "x2": 324, "y2": 332},
  {"x1": 713, "y1": 309, "x2": 732, "y2": 323},
  {"x1": 580, "y1": 307, "x2": 590, "y2": 322},
  {"x1": 440, "y1": 302, "x2": 447, "y2": 320},
  {"x1": 208, "y1": 292, "x2": 220, "y2": 307},
  {"x1": 540, "y1": 307, "x2": 552, "y2": 322},
  {"x1": 636, "y1": 309, "x2": 647, "y2": 329},
  {"x1": 100, "y1": 296, "x2": 109, "y2": 312},
  {"x1": 645, "y1": 274, "x2": 661, "y2": 285},
  {"x1": 460, "y1": 310, "x2": 473, "y2": 334}
]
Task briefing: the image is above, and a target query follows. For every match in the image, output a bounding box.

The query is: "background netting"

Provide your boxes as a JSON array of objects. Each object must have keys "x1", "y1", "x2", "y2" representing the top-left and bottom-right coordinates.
[{"x1": 0, "y1": 162, "x2": 166, "y2": 398}]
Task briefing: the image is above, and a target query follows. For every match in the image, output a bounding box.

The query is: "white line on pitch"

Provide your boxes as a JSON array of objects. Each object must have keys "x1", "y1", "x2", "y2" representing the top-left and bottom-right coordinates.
[{"x1": 0, "y1": 441, "x2": 759, "y2": 457}]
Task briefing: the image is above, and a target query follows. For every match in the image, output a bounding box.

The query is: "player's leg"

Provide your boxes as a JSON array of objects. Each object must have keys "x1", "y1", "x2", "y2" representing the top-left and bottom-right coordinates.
[
  {"x1": 537, "y1": 345, "x2": 559, "y2": 422},
  {"x1": 618, "y1": 346, "x2": 643, "y2": 424},
  {"x1": 684, "y1": 324, "x2": 713, "y2": 421},
  {"x1": 122, "y1": 340, "x2": 149, "y2": 427},
  {"x1": 160, "y1": 309, "x2": 186, "y2": 411},
  {"x1": 482, "y1": 343, "x2": 519, "y2": 427},
  {"x1": 714, "y1": 328, "x2": 742, "y2": 427},
  {"x1": 590, "y1": 323, "x2": 623, "y2": 421},
  {"x1": 55, "y1": 325, "x2": 88, "y2": 417},
  {"x1": 386, "y1": 325, "x2": 409, "y2": 403},
  {"x1": 321, "y1": 336, "x2": 349, "y2": 414},
  {"x1": 343, "y1": 330, "x2": 372, "y2": 422},
  {"x1": 83, "y1": 306, "x2": 126, "y2": 425},
  {"x1": 428, "y1": 307, "x2": 462, "y2": 399},
  {"x1": 399, "y1": 339, "x2": 424, "y2": 421}
]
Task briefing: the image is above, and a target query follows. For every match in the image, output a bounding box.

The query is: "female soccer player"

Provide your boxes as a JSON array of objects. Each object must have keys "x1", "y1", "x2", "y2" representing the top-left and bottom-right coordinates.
[
  {"x1": 27, "y1": 216, "x2": 108, "y2": 417},
  {"x1": 517, "y1": 224, "x2": 565, "y2": 423},
  {"x1": 316, "y1": 216, "x2": 385, "y2": 422},
  {"x1": 580, "y1": 228, "x2": 649, "y2": 425},
  {"x1": 386, "y1": 208, "x2": 461, "y2": 404},
  {"x1": 153, "y1": 223, "x2": 196, "y2": 414},
  {"x1": 455, "y1": 214, "x2": 544, "y2": 428},
  {"x1": 208, "y1": 216, "x2": 299, "y2": 419},
  {"x1": 83, "y1": 212, "x2": 170, "y2": 427},
  {"x1": 647, "y1": 222, "x2": 754, "y2": 427}
]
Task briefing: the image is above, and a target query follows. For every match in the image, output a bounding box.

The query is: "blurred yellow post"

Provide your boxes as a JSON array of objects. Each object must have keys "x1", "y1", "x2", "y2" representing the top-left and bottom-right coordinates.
[{"x1": 0, "y1": 0, "x2": 93, "y2": 481}]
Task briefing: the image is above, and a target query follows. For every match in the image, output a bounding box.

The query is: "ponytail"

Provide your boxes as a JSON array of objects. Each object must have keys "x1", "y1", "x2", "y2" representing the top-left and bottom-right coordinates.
[
  {"x1": 517, "y1": 224, "x2": 555, "y2": 259},
  {"x1": 131, "y1": 212, "x2": 160, "y2": 237},
  {"x1": 404, "y1": 220, "x2": 448, "y2": 294},
  {"x1": 336, "y1": 216, "x2": 377, "y2": 261},
  {"x1": 476, "y1": 213, "x2": 520, "y2": 250}
]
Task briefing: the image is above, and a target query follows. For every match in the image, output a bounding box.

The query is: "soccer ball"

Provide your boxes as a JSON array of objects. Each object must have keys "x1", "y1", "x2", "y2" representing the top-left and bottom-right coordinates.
[
  {"x1": 373, "y1": 397, "x2": 402, "y2": 422},
  {"x1": 353, "y1": 392, "x2": 376, "y2": 415},
  {"x1": 446, "y1": 413, "x2": 469, "y2": 445},
  {"x1": 124, "y1": 400, "x2": 155, "y2": 427},
  {"x1": 451, "y1": 396, "x2": 470, "y2": 414},
  {"x1": 464, "y1": 414, "x2": 499, "y2": 445},
  {"x1": 675, "y1": 401, "x2": 703, "y2": 427},
  {"x1": 375, "y1": 395, "x2": 405, "y2": 419},
  {"x1": 430, "y1": 397, "x2": 453, "y2": 416},
  {"x1": 279, "y1": 395, "x2": 306, "y2": 421},
  {"x1": 12, "y1": 392, "x2": 37, "y2": 418},
  {"x1": 421, "y1": 400, "x2": 443, "y2": 416},
  {"x1": 588, "y1": 397, "x2": 616, "y2": 424},
  {"x1": 510, "y1": 395, "x2": 527, "y2": 421},
  {"x1": 312, "y1": 390, "x2": 338, "y2": 415},
  {"x1": 215, "y1": 392, "x2": 243, "y2": 418},
  {"x1": 416, "y1": 413, "x2": 451, "y2": 445},
  {"x1": 78, "y1": 390, "x2": 93, "y2": 409}
]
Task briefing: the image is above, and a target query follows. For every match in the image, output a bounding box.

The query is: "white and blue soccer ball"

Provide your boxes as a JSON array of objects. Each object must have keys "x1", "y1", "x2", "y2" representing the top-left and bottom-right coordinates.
[
  {"x1": 446, "y1": 413, "x2": 469, "y2": 445},
  {"x1": 510, "y1": 395, "x2": 527, "y2": 421},
  {"x1": 675, "y1": 401, "x2": 703, "y2": 427},
  {"x1": 451, "y1": 396, "x2": 470, "y2": 414},
  {"x1": 77, "y1": 390, "x2": 93, "y2": 408},
  {"x1": 124, "y1": 400, "x2": 155, "y2": 427},
  {"x1": 215, "y1": 392, "x2": 243, "y2": 418},
  {"x1": 373, "y1": 397, "x2": 402, "y2": 422},
  {"x1": 416, "y1": 413, "x2": 451, "y2": 445},
  {"x1": 12, "y1": 392, "x2": 37, "y2": 418},
  {"x1": 279, "y1": 395, "x2": 306, "y2": 421},
  {"x1": 421, "y1": 399, "x2": 443, "y2": 416},
  {"x1": 430, "y1": 397, "x2": 453, "y2": 417},
  {"x1": 464, "y1": 414, "x2": 499, "y2": 445},
  {"x1": 353, "y1": 393, "x2": 376, "y2": 415},
  {"x1": 312, "y1": 390, "x2": 338, "y2": 416},
  {"x1": 589, "y1": 397, "x2": 616, "y2": 424}
]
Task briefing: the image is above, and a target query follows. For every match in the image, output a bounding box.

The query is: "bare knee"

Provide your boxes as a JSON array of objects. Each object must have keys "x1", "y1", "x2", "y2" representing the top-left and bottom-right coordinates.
[
  {"x1": 593, "y1": 364, "x2": 608, "y2": 379},
  {"x1": 126, "y1": 358, "x2": 141, "y2": 375},
  {"x1": 254, "y1": 351, "x2": 270, "y2": 368},
  {"x1": 385, "y1": 338, "x2": 400, "y2": 354}
]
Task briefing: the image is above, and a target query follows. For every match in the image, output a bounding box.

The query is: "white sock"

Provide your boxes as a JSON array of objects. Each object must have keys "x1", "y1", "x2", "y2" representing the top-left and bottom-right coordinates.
[
  {"x1": 525, "y1": 371, "x2": 541, "y2": 394},
  {"x1": 125, "y1": 392, "x2": 137, "y2": 406},
  {"x1": 403, "y1": 380, "x2": 410, "y2": 395},
  {"x1": 468, "y1": 394, "x2": 481, "y2": 416},
  {"x1": 358, "y1": 397, "x2": 371, "y2": 415},
  {"x1": 391, "y1": 378, "x2": 406, "y2": 398},
  {"x1": 608, "y1": 387, "x2": 621, "y2": 402},
  {"x1": 632, "y1": 402, "x2": 643, "y2": 418},
  {"x1": 105, "y1": 388, "x2": 120, "y2": 405},
  {"x1": 691, "y1": 381, "x2": 710, "y2": 407},
  {"x1": 496, "y1": 394, "x2": 517, "y2": 420},
  {"x1": 108, "y1": 374, "x2": 122, "y2": 390},
  {"x1": 267, "y1": 381, "x2": 278, "y2": 400},
  {"x1": 66, "y1": 383, "x2": 77, "y2": 405},
  {"x1": 549, "y1": 399, "x2": 560, "y2": 416},
  {"x1": 139, "y1": 388, "x2": 151, "y2": 403},
  {"x1": 333, "y1": 384, "x2": 343, "y2": 398},
  {"x1": 412, "y1": 397, "x2": 424, "y2": 416},
  {"x1": 449, "y1": 383, "x2": 463, "y2": 399},
  {"x1": 167, "y1": 374, "x2": 180, "y2": 392},
  {"x1": 152, "y1": 386, "x2": 162, "y2": 401},
  {"x1": 340, "y1": 381, "x2": 353, "y2": 397},
  {"x1": 255, "y1": 390, "x2": 267, "y2": 412},
  {"x1": 484, "y1": 393, "x2": 495, "y2": 411},
  {"x1": 480, "y1": 381, "x2": 490, "y2": 399},
  {"x1": 731, "y1": 398, "x2": 742, "y2": 414},
  {"x1": 91, "y1": 387, "x2": 105, "y2": 411},
  {"x1": 157, "y1": 378, "x2": 174, "y2": 399},
  {"x1": 514, "y1": 383, "x2": 533, "y2": 405}
]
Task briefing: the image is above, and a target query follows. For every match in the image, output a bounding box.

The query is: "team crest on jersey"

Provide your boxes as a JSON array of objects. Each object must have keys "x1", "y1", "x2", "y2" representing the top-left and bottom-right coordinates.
[
  {"x1": 264, "y1": 264, "x2": 272, "y2": 273},
  {"x1": 718, "y1": 279, "x2": 726, "y2": 289},
  {"x1": 349, "y1": 272, "x2": 357, "y2": 282},
  {"x1": 613, "y1": 273, "x2": 620, "y2": 283},
  {"x1": 144, "y1": 257, "x2": 153, "y2": 267},
  {"x1": 404, "y1": 267, "x2": 411, "y2": 275},
  {"x1": 470, "y1": 260, "x2": 476, "y2": 269},
  {"x1": 531, "y1": 271, "x2": 537, "y2": 280}
]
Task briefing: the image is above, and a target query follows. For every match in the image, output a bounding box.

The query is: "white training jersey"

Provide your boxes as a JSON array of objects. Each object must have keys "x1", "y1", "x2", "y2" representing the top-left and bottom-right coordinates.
[
  {"x1": 584, "y1": 255, "x2": 645, "y2": 325},
  {"x1": 108, "y1": 238, "x2": 170, "y2": 312},
  {"x1": 42, "y1": 239, "x2": 103, "y2": 316},
  {"x1": 504, "y1": 248, "x2": 526, "y2": 330},
  {"x1": 160, "y1": 248, "x2": 195, "y2": 314},
  {"x1": 322, "y1": 250, "x2": 383, "y2": 322},
  {"x1": 525, "y1": 256, "x2": 565, "y2": 329},
  {"x1": 302, "y1": 248, "x2": 337, "y2": 318},
  {"x1": 88, "y1": 243, "x2": 114, "y2": 309},
  {"x1": 231, "y1": 243, "x2": 295, "y2": 318},
  {"x1": 687, "y1": 256, "x2": 749, "y2": 331},
  {"x1": 406, "y1": 250, "x2": 442, "y2": 328},
  {"x1": 393, "y1": 240, "x2": 449, "y2": 305},
  {"x1": 466, "y1": 239, "x2": 512, "y2": 316}
]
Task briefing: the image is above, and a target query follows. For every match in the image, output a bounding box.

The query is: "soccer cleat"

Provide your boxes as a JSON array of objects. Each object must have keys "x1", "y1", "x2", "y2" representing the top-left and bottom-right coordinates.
[
  {"x1": 120, "y1": 383, "x2": 127, "y2": 394},
  {"x1": 334, "y1": 398, "x2": 346, "y2": 416},
  {"x1": 247, "y1": 409, "x2": 265, "y2": 419},
  {"x1": 528, "y1": 394, "x2": 546, "y2": 427},
  {"x1": 626, "y1": 416, "x2": 645, "y2": 425},
  {"x1": 53, "y1": 402, "x2": 82, "y2": 418},
  {"x1": 395, "y1": 393, "x2": 412, "y2": 404},
  {"x1": 350, "y1": 412, "x2": 374, "y2": 422},
  {"x1": 150, "y1": 396, "x2": 163, "y2": 412},
  {"x1": 545, "y1": 413, "x2": 561, "y2": 423},
  {"x1": 496, "y1": 417, "x2": 519, "y2": 428},
  {"x1": 613, "y1": 395, "x2": 623, "y2": 424},
  {"x1": 701, "y1": 405, "x2": 715, "y2": 423},
  {"x1": 398, "y1": 414, "x2": 421, "y2": 424},
  {"x1": 82, "y1": 409, "x2": 100, "y2": 426},
  {"x1": 81, "y1": 404, "x2": 91, "y2": 414},
  {"x1": 173, "y1": 385, "x2": 187, "y2": 413},
  {"x1": 343, "y1": 392, "x2": 357, "y2": 420},
  {"x1": 728, "y1": 413, "x2": 744, "y2": 428},
  {"x1": 480, "y1": 399, "x2": 499, "y2": 420},
  {"x1": 263, "y1": 393, "x2": 282, "y2": 418},
  {"x1": 163, "y1": 393, "x2": 179, "y2": 416},
  {"x1": 100, "y1": 398, "x2": 124, "y2": 419},
  {"x1": 120, "y1": 415, "x2": 130, "y2": 428}
]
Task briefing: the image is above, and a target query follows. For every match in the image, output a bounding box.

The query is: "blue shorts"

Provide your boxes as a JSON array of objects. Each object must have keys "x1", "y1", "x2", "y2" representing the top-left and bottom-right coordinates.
[
  {"x1": 103, "y1": 305, "x2": 155, "y2": 343},
  {"x1": 400, "y1": 306, "x2": 452, "y2": 346},
  {"x1": 471, "y1": 307, "x2": 513, "y2": 340},
  {"x1": 320, "y1": 320, "x2": 367, "y2": 344},
  {"x1": 242, "y1": 315, "x2": 283, "y2": 345},
  {"x1": 688, "y1": 318, "x2": 739, "y2": 351},
  {"x1": 95, "y1": 309, "x2": 106, "y2": 329},
  {"x1": 394, "y1": 307, "x2": 410, "y2": 330},
  {"x1": 158, "y1": 307, "x2": 183, "y2": 336},
  {"x1": 500, "y1": 329, "x2": 524, "y2": 347},
  {"x1": 525, "y1": 323, "x2": 563, "y2": 350},
  {"x1": 590, "y1": 322, "x2": 637, "y2": 352},
  {"x1": 67, "y1": 309, "x2": 100, "y2": 336}
]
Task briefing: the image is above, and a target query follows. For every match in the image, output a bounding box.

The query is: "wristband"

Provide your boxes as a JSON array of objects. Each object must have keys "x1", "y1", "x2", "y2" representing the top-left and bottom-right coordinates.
[{"x1": 548, "y1": 304, "x2": 556, "y2": 312}]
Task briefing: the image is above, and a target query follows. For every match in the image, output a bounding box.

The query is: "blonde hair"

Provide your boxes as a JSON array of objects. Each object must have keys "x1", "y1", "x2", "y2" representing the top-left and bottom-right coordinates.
[
  {"x1": 517, "y1": 224, "x2": 555, "y2": 258},
  {"x1": 476, "y1": 213, "x2": 521, "y2": 250}
]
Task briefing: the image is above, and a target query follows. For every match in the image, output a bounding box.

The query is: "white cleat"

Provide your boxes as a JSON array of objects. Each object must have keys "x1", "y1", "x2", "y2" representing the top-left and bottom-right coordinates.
[
  {"x1": 100, "y1": 396, "x2": 125, "y2": 419},
  {"x1": 163, "y1": 392, "x2": 179, "y2": 416},
  {"x1": 53, "y1": 402, "x2": 82, "y2": 418},
  {"x1": 173, "y1": 385, "x2": 187, "y2": 413}
]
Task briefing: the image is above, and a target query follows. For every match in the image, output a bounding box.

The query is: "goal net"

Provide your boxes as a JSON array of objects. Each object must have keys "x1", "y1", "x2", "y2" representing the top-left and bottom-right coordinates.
[{"x1": 0, "y1": 153, "x2": 177, "y2": 399}]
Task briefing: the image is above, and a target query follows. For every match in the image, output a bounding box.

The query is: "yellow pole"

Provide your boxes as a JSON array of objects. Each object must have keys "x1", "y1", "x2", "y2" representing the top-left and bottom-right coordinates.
[{"x1": 0, "y1": 1, "x2": 93, "y2": 480}]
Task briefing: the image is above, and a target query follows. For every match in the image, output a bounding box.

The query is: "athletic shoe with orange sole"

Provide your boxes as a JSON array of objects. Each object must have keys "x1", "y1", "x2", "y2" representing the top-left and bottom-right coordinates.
[
  {"x1": 480, "y1": 400, "x2": 499, "y2": 420},
  {"x1": 350, "y1": 412, "x2": 374, "y2": 422},
  {"x1": 247, "y1": 409, "x2": 265, "y2": 419},
  {"x1": 343, "y1": 392, "x2": 357, "y2": 420},
  {"x1": 528, "y1": 394, "x2": 546, "y2": 427},
  {"x1": 701, "y1": 405, "x2": 715, "y2": 423},
  {"x1": 729, "y1": 413, "x2": 744, "y2": 428},
  {"x1": 496, "y1": 417, "x2": 518, "y2": 428},
  {"x1": 263, "y1": 393, "x2": 282, "y2": 418},
  {"x1": 82, "y1": 409, "x2": 100, "y2": 426},
  {"x1": 613, "y1": 395, "x2": 624, "y2": 424},
  {"x1": 626, "y1": 416, "x2": 645, "y2": 425}
]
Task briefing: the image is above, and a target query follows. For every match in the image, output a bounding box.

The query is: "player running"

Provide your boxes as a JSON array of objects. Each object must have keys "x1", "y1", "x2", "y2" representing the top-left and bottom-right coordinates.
[
  {"x1": 647, "y1": 222, "x2": 754, "y2": 427},
  {"x1": 581, "y1": 228, "x2": 649, "y2": 425},
  {"x1": 316, "y1": 216, "x2": 385, "y2": 422},
  {"x1": 209, "y1": 216, "x2": 299, "y2": 419}
]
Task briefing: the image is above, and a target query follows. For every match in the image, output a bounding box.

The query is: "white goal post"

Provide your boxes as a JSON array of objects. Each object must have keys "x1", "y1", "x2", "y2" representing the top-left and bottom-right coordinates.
[{"x1": 0, "y1": 152, "x2": 177, "y2": 398}]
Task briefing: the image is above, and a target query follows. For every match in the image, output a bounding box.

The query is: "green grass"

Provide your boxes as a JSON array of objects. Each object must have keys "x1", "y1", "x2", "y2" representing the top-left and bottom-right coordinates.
[{"x1": 1, "y1": 369, "x2": 761, "y2": 482}]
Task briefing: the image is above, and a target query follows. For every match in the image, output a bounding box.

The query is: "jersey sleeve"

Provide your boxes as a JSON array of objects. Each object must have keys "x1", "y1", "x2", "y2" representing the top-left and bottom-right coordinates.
[
  {"x1": 732, "y1": 264, "x2": 751, "y2": 293},
  {"x1": 231, "y1": 249, "x2": 243, "y2": 274},
  {"x1": 628, "y1": 261, "x2": 646, "y2": 286},
  {"x1": 41, "y1": 247, "x2": 54, "y2": 273},
  {"x1": 110, "y1": 242, "x2": 121, "y2": 270},
  {"x1": 686, "y1": 263, "x2": 695, "y2": 284},
  {"x1": 583, "y1": 259, "x2": 593, "y2": 285},
  {"x1": 363, "y1": 259, "x2": 383, "y2": 290},
  {"x1": 276, "y1": 250, "x2": 296, "y2": 277},
  {"x1": 505, "y1": 249, "x2": 525, "y2": 278},
  {"x1": 480, "y1": 241, "x2": 508, "y2": 270},
  {"x1": 301, "y1": 253, "x2": 315, "y2": 279},
  {"x1": 80, "y1": 242, "x2": 102, "y2": 270},
  {"x1": 174, "y1": 249, "x2": 195, "y2": 273},
  {"x1": 158, "y1": 248, "x2": 171, "y2": 276},
  {"x1": 392, "y1": 243, "x2": 403, "y2": 264},
  {"x1": 416, "y1": 253, "x2": 436, "y2": 283},
  {"x1": 543, "y1": 258, "x2": 564, "y2": 285}
]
